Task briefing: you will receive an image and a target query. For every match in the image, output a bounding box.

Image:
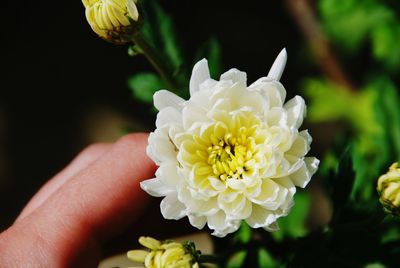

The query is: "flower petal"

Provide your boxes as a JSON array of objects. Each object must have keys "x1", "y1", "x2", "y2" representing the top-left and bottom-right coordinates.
[
  {"x1": 127, "y1": 250, "x2": 149, "y2": 262},
  {"x1": 267, "y1": 48, "x2": 287, "y2": 81},
  {"x1": 289, "y1": 157, "x2": 319, "y2": 188},
  {"x1": 249, "y1": 79, "x2": 287, "y2": 108},
  {"x1": 147, "y1": 129, "x2": 177, "y2": 165},
  {"x1": 154, "y1": 89, "x2": 185, "y2": 111},
  {"x1": 155, "y1": 161, "x2": 180, "y2": 188},
  {"x1": 286, "y1": 130, "x2": 311, "y2": 157},
  {"x1": 190, "y1": 59, "x2": 210, "y2": 96},
  {"x1": 246, "y1": 205, "x2": 276, "y2": 228},
  {"x1": 188, "y1": 214, "x2": 207, "y2": 229},
  {"x1": 220, "y1": 68, "x2": 247, "y2": 86},
  {"x1": 156, "y1": 107, "x2": 182, "y2": 128},
  {"x1": 207, "y1": 211, "x2": 240, "y2": 237},
  {"x1": 160, "y1": 194, "x2": 186, "y2": 220},
  {"x1": 248, "y1": 178, "x2": 279, "y2": 204},
  {"x1": 140, "y1": 178, "x2": 174, "y2": 197},
  {"x1": 284, "y1": 95, "x2": 306, "y2": 129}
]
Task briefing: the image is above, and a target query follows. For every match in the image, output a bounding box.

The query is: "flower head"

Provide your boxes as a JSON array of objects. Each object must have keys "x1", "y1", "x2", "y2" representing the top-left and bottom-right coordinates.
[
  {"x1": 127, "y1": 236, "x2": 200, "y2": 268},
  {"x1": 82, "y1": 0, "x2": 139, "y2": 44},
  {"x1": 142, "y1": 49, "x2": 319, "y2": 237},
  {"x1": 377, "y1": 163, "x2": 400, "y2": 216}
]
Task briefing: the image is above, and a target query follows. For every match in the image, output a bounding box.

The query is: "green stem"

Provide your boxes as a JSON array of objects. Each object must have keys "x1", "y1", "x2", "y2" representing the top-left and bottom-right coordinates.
[
  {"x1": 131, "y1": 32, "x2": 178, "y2": 92},
  {"x1": 198, "y1": 254, "x2": 220, "y2": 264}
]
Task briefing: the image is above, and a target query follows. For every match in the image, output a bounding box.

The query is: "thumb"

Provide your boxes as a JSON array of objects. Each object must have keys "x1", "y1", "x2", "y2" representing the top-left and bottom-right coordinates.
[{"x1": 0, "y1": 133, "x2": 156, "y2": 267}]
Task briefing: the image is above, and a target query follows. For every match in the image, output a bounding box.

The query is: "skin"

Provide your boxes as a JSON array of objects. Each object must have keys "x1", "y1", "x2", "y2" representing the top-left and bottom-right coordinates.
[{"x1": 0, "y1": 133, "x2": 156, "y2": 267}]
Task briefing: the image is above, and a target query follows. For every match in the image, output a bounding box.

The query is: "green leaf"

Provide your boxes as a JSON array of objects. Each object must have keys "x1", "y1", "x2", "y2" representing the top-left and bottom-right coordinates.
[
  {"x1": 272, "y1": 192, "x2": 311, "y2": 240},
  {"x1": 140, "y1": 1, "x2": 184, "y2": 69},
  {"x1": 303, "y1": 79, "x2": 380, "y2": 138},
  {"x1": 364, "y1": 263, "x2": 386, "y2": 268},
  {"x1": 156, "y1": 7, "x2": 184, "y2": 69},
  {"x1": 351, "y1": 77, "x2": 400, "y2": 201},
  {"x1": 371, "y1": 22, "x2": 400, "y2": 71},
  {"x1": 381, "y1": 226, "x2": 400, "y2": 244},
  {"x1": 331, "y1": 146, "x2": 355, "y2": 215},
  {"x1": 258, "y1": 248, "x2": 277, "y2": 268},
  {"x1": 319, "y1": 0, "x2": 394, "y2": 52},
  {"x1": 373, "y1": 77, "x2": 400, "y2": 160},
  {"x1": 226, "y1": 250, "x2": 247, "y2": 268},
  {"x1": 236, "y1": 222, "x2": 252, "y2": 244},
  {"x1": 127, "y1": 72, "x2": 165, "y2": 103}
]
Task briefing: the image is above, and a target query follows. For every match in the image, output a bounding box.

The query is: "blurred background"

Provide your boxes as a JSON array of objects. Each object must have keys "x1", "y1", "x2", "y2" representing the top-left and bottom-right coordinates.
[{"x1": 2, "y1": 0, "x2": 400, "y2": 258}]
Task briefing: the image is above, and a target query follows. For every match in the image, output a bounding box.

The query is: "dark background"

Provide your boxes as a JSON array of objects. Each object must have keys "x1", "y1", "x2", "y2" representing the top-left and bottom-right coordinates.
[{"x1": 1, "y1": 0, "x2": 313, "y2": 250}]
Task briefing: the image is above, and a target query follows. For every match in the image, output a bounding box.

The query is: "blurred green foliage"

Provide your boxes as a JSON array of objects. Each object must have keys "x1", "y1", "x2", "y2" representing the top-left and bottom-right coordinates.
[
  {"x1": 272, "y1": 192, "x2": 311, "y2": 241},
  {"x1": 319, "y1": 0, "x2": 400, "y2": 71}
]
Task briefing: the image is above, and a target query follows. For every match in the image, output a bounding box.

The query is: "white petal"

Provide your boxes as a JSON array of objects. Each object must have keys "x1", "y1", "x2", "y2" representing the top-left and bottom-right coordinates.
[
  {"x1": 274, "y1": 157, "x2": 303, "y2": 178},
  {"x1": 160, "y1": 194, "x2": 186, "y2": 220},
  {"x1": 267, "y1": 48, "x2": 287, "y2": 81},
  {"x1": 289, "y1": 157, "x2": 319, "y2": 188},
  {"x1": 147, "y1": 129, "x2": 176, "y2": 165},
  {"x1": 284, "y1": 95, "x2": 306, "y2": 129},
  {"x1": 155, "y1": 161, "x2": 180, "y2": 188},
  {"x1": 286, "y1": 130, "x2": 311, "y2": 157},
  {"x1": 263, "y1": 221, "x2": 280, "y2": 232},
  {"x1": 155, "y1": 107, "x2": 181, "y2": 128},
  {"x1": 209, "y1": 177, "x2": 227, "y2": 191},
  {"x1": 226, "y1": 178, "x2": 247, "y2": 191},
  {"x1": 261, "y1": 187, "x2": 288, "y2": 211},
  {"x1": 188, "y1": 214, "x2": 207, "y2": 229},
  {"x1": 249, "y1": 79, "x2": 287, "y2": 107},
  {"x1": 274, "y1": 177, "x2": 296, "y2": 196},
  {"x1": 248, "y1": 178, "x2": 279, "y2": 204},
  {"x1": 267, "y1": 107, "x2": 288, "y2": 126},
  {"x1": 190, "y1": 59, "x2": 210, "y2": 96},
  {"x1": 154, "y1": 90, "x2": 185, "y2": 111},
  {"x1": 207, "y1": 211, "x2": 240, "y2": 237},
  {"x1": 306, "y1": 157, "x2": 319, "y2": 173},
  {"x1": 221, "y1": 195, "x2": 252, "y2": 220},
  {"x1": 182, "y1": 105, "x2": 208, "y2": 130},
  {"x1": 246, "y1": 205, "x2": 276, "y2": 228},
  {"x1": 220, "y1": 68, "x2": 247, "y2": 85},
  {"x1": 140, "y1": 178, "x2": 174, "y2": 197},
  {"x1": 218, "y1": 189, "x2": 239, "y2": 203}
]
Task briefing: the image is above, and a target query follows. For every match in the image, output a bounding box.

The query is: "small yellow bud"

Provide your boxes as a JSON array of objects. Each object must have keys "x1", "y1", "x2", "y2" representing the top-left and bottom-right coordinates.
[
  {"x1": 377, "y1": 162, "x2": 400, "y2": 216},
  {"x1": 82, "y1": 0, "x2": 139, "y2": 44},
  {"x1": 127, "y1": 236, "x2": 200, "y2": 268}
]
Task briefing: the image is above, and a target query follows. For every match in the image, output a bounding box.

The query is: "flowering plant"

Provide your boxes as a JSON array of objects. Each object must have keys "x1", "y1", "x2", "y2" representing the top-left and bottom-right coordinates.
[
  {"x1": 142, "y1": 51, "x2": 319, "y2": 237},
  {"x1": 81, "y1": 0, "x2": 400, "y2": 267}
]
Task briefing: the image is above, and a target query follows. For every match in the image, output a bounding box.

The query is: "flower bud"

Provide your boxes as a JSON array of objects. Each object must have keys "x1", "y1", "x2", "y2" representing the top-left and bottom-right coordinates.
[
  {"x1": 82, "y1": 0, "x2": 139, "y2": 44},
  {"x1": 127, "y1": 236, "x2": 200, "y2": 268},
  {"x1": 377, "y1": 163, "x2": 400, "y2": 216}
]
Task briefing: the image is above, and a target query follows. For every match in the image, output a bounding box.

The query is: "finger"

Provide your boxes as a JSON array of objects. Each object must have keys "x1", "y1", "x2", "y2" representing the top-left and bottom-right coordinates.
[
  {"x1": 1, "y1": 133, "x2": 156, "y2": 267},
  {"x1": 17, "y1": 143, "x2": 112, "y2": 221}
]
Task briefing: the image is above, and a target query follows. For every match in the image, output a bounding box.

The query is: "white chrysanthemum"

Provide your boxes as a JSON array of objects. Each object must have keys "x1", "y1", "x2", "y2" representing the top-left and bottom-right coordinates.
[{"x1": 141, "y1": 49, "x2": 319, "y2": 237}]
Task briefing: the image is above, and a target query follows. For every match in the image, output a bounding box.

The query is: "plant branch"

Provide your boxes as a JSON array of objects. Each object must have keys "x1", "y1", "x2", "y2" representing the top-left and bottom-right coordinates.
[
  {"x1": 284, "y1": 0, "x2": 356, "y2": 91},
  {"x1": 131, "y1": 32, "x2": 179, "y2": 92}
]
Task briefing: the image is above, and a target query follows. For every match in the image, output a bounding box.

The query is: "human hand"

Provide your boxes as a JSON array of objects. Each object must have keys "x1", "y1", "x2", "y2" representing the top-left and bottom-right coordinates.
[{"x1": 0, "y1": 133, "x2": 156, "y2": 267}]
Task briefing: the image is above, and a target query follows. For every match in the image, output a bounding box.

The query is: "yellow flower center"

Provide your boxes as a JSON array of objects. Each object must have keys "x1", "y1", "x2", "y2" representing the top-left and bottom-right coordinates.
[
  {"x1": 206, "y1": 126, "x2": 258, "y2": 181},
  {"x1": 179, "y1": 112, "x2": 266, "y2": 186}
]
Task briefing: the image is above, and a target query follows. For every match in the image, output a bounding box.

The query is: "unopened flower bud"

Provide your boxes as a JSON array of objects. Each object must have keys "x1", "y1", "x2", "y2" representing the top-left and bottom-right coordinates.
[
  {"x1": 82, "y1": 0, "x2": 139, "y2": 44},
  {"x1": 377, "y1": 163, "x2": 400, "y2": 216},
  {"x1": 127, "y1": 236, "x2": 200, "y2": 268}
]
